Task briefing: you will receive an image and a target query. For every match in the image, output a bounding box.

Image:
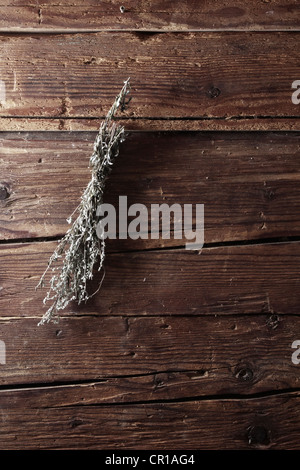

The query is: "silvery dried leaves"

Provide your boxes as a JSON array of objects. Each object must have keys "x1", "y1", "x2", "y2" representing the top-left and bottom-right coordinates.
[{"x1": 36, "y1": 78, "x2": 131, "y2": 325}]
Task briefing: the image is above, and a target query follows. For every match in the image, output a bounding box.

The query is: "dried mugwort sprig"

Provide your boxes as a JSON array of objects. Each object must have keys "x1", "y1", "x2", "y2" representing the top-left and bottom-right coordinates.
[{"x1": 36, "y1": 78, "x2": 131, "y2": 325}]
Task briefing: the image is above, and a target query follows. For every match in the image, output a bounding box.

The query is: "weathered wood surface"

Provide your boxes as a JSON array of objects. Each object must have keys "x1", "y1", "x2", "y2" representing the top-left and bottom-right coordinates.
[
  {"x1": 0, "y1": 0, "x2": 299, "y2": 452},
  {"x1": 0, "y1": 389, "x2": 299, "y2": 449},
  {"x1": 0, "y1": 313, "x2": 298, "y2": 389},
  {"x1": 0, "y1": 0, "x2": 299, "y2": 32},
  {"x1": 0, "y1": 32, "x2": 299, "y2": 131},
  {"x1": 0, "y1": 116, "x2": 300, "y2": 132},
  {"x1": 1, "y1": 131, "x2": 300, "y2": 243},
  {"x1": 1, "y1": 241, "x2": 299, "y2": 319}
]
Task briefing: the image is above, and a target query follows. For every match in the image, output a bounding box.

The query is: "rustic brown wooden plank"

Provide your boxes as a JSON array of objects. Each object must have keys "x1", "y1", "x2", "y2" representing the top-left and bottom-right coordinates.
[
  {"x1": 0, "y1": 388, "x2": 299, "y2": 449},
  {"x1": 0, "y1": 32, "x2": 299, "y2": 128},
  {"x1": 2, "y1": 117, "x2": 300, "y2": 133},
  {"x1": 0, "y1": 241, "x2": 299, "y2": 320},
  {"x1": 0, "y1": 1, "x2": 299, "y2": 32},
  {"x1": 0, "y1": 312, "x2": 299, "y2": 390},
  {"x1": 0, "y1": 117, "x2": 300, "y2": 132},
  {"x1": 1, "y1": 131, "x2": 300, "y2": 243}
]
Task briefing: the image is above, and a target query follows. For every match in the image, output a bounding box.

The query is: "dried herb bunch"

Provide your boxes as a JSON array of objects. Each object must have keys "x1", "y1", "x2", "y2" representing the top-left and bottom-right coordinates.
[{"x1": 36, "y1": 78, "x2": 131, "y2": 325}]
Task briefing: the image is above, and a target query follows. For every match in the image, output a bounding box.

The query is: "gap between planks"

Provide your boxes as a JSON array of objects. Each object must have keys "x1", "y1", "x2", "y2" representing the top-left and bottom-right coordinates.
[{"x1": 1, "y1": 233, "x2": 300, "y2": 251}]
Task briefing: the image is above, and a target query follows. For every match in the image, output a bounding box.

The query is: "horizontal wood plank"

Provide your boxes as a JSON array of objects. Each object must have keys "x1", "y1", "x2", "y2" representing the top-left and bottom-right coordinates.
[
  {"x1": 0, "y1": 313, "x2": 299, "y2": 390},
  {"x1": 0, "y1": 241, "x2": 299, "y2": 321},
  {"x1": 0, "y1": 32, "x2": 299, "y2": 129},
  {"x1": 0, "y1": 117, "x2": 300, "y2": 132},
  {"x1": 0, "y1": 388, "x2": 299, "y2": 449},
  {"x1": 1, "y1": 131, "x2": 300, "y2": 243},
  {"x1": 1, "y1": 1, "x2": 299, "y2": 452},
  {"x1": 0, "y1": 1, "x2": 299, "y2": 32}
]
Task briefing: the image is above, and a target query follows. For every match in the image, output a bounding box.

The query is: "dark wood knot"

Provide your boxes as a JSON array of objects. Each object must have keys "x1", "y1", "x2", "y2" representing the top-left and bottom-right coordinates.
[
  {"x1": 247, "y1": 425, "x2": 271, "y2": 446},
  {"x1": 0, "y1": 183, "x2": 10, "y2": 200},
  {"x1": 207, "y1": 86, "x2": 221, "y2": 98},
  {"x1": 235, "y1": 365, "x2": 254, "y2": 382}
]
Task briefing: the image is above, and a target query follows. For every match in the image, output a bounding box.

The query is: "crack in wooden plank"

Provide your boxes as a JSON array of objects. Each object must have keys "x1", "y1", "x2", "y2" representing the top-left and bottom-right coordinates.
[{"x1": 0, "y1": 380, "x2": 299, "y2": 409}]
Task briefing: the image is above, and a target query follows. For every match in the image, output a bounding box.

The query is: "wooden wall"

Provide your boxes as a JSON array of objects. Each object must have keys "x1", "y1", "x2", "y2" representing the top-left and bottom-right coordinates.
[{"x1": 0, "y1": 0, "x2": 300, "y2": 450}]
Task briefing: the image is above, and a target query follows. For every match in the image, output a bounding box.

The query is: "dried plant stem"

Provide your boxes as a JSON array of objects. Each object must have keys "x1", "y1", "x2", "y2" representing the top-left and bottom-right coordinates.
[{"x1": 36, "y1": 78, "x2": 131, "y2": 325}]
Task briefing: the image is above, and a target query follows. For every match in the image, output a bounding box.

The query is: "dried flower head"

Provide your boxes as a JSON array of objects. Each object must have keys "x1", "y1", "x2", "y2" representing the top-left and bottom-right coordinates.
[{"x1": 36, "y1": 78, "x2": 131, "y2": 325}]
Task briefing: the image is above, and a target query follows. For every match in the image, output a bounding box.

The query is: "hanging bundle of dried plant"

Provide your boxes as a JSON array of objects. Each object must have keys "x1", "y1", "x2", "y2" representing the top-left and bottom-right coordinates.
[{"x1": 36, "y1": 78, "x2": 131, "y2": 325}]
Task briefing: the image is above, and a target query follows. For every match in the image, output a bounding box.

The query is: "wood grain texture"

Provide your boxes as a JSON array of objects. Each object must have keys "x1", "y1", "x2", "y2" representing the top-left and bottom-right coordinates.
[
  {"x1": 0, "y1": 388, "x2": 300, "y2": 449},
  {"x1": 0, "y1": 117, "x2": 300, "y2": 132},
  {"x1": 0, "y1": 2, "x2": 299, "y2": 451},
  {"x1": 0, "y1": 313, "x2": 298, "y2": 389},
  {"x1": 1, "y1": 131, "x2": 300, "y2": 243},
  {"x1": 0, "y1": 32, "x2": 299, "y2": 130},
  {"x1": 0, "y1": 0, "x2": 299, "y2": 32},
  {"x1": 0, "y1": 241, "x2": 299, "y2": 320}
]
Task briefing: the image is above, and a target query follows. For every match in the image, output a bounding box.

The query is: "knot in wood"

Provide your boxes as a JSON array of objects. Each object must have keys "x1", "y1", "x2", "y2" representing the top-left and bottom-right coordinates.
[
  {"x1": 235, "y1": 365, "x2": 253, "y2": 382},
  {"x1": 0, "y1": 184, "x2": 10, "y2": 200},
  {"x1": 247, "y1": 425, "x2": 271, "y2": 446},
  {"x1": 207, "y1": 86, "x2": 221, "y2": 98}
]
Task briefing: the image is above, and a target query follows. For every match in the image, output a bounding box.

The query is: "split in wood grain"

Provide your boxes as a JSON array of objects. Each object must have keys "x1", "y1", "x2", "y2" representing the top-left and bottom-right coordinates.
[
  {"x1": 0, "y1": 386, "x2": 300, "y2": 448},
  {"x1": 0, "y1": 312, "x2": 298, "y2": 397}
]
